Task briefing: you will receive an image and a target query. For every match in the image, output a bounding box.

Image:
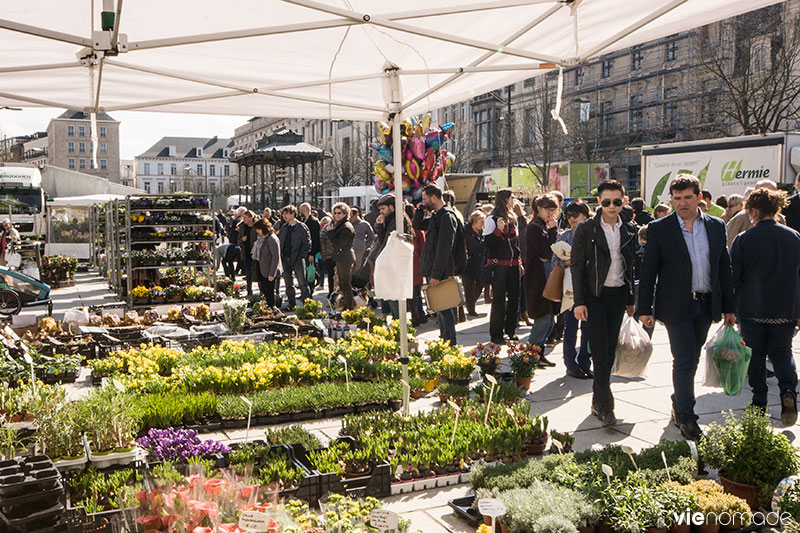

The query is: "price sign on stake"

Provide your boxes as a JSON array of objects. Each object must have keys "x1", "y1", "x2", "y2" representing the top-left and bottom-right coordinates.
[
  {"x1": 478, "y1": 498, "x2": 507, "y2": 531},
  {"x1": 552, "y1": 438, "x2": 563, "y2": 454},
  {"x1": 239, "y1": 396, "x2": 253, "y2": 444},
  {"x1": 369, "y1": 509, "x2": 399, "y2": 532},
  {"x1": 601, "y1": 464, "x2": 614, "y2": 485},
  {"x1": 239, "y1": 510, "x2": 272, "y2": 532},
  {"x1": 448, "y1": 400, "x2": 461, "y2": 445},
  {"x1": 621, "y1": 445, "x2": 638, "y2": 470},
  {"x1": 338, "y1": 355, "x2": 350, "y2": 391},
  {"x1": 483, "y1": 375, "x2": 497, "y2": 426},
  {"x1": 23, "y1": 350, "x2": 34, "y2": 394}
]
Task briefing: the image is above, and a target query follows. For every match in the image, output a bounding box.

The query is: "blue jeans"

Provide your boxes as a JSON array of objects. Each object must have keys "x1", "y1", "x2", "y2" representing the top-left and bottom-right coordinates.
[
  {"x1": 664, "y1": 299, "x2": 713, "y2": 424},
  {"x1": 528, "y1": 313, "x2": 554, "y2": 346},
  {"x1": 740, "y1": 320, "x2": 797, "y2": 406},
  {"x1": 563, "y1": 310, "x2": 590, "y2": 371},
  {"x1": 438, "y1": 308, "x2": 457, "y2": 345}
]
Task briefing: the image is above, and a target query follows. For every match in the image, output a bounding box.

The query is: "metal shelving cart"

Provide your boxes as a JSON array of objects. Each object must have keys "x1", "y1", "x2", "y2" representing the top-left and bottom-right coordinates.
[{"x1": 120, "y1": 194, "x2": 216, "y2": 308}]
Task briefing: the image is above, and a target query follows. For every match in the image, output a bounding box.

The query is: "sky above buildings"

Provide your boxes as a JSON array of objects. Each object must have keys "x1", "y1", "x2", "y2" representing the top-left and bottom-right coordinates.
[{"x1": 0, "y1": 107, "x2": 246, "y2": 159}]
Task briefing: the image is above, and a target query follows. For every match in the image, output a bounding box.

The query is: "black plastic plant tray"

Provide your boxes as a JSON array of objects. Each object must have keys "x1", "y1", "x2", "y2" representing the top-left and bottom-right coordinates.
[
  {"x1": 0, "y1": 459, "x2": 59, "y2": 499},
  {"x1": 448, "y1": 495, "x2": 481, "y2": 527},
  {"x1": 0, "y1": 502, "x2": 64, "y2": 533},
  {"x1": 0, "y1": 481, "x2": 63, "y2": 516}
]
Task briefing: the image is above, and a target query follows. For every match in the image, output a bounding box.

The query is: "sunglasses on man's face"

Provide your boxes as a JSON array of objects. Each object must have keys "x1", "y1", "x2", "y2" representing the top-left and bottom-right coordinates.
[{"x1": 600, "y1": 198, "x2": 623, "y2": 208}]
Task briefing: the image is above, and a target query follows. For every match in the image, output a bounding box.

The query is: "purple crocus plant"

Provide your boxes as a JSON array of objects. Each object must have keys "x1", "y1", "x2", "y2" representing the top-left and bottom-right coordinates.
[{"x1": 136, "y1": 427, "x2": 229, "y2": 461}]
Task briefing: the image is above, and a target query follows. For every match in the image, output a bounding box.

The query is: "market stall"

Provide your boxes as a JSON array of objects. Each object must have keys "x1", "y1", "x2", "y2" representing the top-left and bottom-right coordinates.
[{"x1": 45, "y1": 194, "x2": 123, "y2": 261}]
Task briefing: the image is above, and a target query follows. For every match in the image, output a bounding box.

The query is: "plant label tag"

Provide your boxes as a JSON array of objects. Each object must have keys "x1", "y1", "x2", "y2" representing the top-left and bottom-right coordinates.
[
  {"x1": 311, "y1": 319, "x2": 326, "y2": 332},
  {"x1": 621, "y1": 445, "x2": 637, "y2": 470},
  {"x1": 112, "y1": 379, "x2": 126, "y2": 392},
  {"x1": 505, "y1": 407, "x2": 515, "y2": 418},
  {"x1": 661, "y1": 450, "x2": 671, "y2": 483},
  {"x1": 239, "y1": 510, "x2": 272, "y2": 532},
  {"x1": 485, "y1": 374, "x2": 497, "y2": 385},
  {"x1": 552, "y1": 438, "x2": 563, "y2": 453},
  {"x1": 447, "y1": 400, "x2": 461, "y2": 412},
  {"x1": 338, "y1": 355, "x2": 347, "y2": 364},
  {"x1": 369, "y1": 509, "x2": 399, "y2": 531},
  {"x1": 239, "y1": 396, "x2": 252, "y2": 406},
  {"x1": 22, "y1": 351, "x2": 33, "y2": 365},
  {"x1": 601, "y1": 463, "x2": 613, "y2": 484},
  {"x1": 478, "y1": 498, "x2": 506, "y2": 517},
  {"x1": 3, "y1": 326, "x2": 20, "y2": 341}
]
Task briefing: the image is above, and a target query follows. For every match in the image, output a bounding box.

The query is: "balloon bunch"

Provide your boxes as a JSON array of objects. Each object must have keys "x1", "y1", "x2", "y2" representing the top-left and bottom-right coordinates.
[{"x1": 371, "y1": 114, "x2": 455, "y2": 200}]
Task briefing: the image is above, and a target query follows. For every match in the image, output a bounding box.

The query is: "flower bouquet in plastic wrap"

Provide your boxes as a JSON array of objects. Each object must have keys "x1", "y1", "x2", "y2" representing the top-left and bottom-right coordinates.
[
  {"x1": 223, "y1": 300, "x2": 248, "y2": 333},
  {"x1": 703, "y1": 325, "x2": 752, "y2": 396}
]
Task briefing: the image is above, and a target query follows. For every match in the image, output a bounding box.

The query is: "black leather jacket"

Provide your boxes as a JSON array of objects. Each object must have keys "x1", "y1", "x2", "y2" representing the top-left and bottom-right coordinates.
[{"x1": 571, "y1": 211, "x2": 638, "y2": 306}]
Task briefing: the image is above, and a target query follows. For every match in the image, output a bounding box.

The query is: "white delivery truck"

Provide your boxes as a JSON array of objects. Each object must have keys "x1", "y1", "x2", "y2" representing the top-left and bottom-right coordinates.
[
  {"x1": 0, "y1": 164, "x2": 47, "y2": 236},
  {"x1": 642, "y1": 133, "x2": 800, "y2": 209}
]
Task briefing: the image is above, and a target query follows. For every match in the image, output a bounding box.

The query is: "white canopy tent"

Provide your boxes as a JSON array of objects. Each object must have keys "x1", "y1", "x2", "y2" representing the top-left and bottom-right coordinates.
[{"x1": 1, "y1": 0, "x2": 782, "y2": 411}]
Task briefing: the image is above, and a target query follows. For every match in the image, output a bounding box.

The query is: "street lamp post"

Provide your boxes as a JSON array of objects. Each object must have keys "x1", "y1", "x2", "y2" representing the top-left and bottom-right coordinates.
[{"x1": 506, "y1": 85, "x2": 512, "y2": 188}]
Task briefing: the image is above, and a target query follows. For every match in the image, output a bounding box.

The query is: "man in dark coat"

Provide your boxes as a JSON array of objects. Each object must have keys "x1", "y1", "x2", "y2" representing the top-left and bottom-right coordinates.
[
  {"x1": 639, "y1": 174, "x2": 735, "y2": 441},
  {"x1": 300, "y1": 203, "x2": 321, "y2": 292},
  {"x1": 419, "y1": 185, "x2": 459, "y2": 344},
  {"x1": 278, "y1": 205, "x2": 312, "y2": 309}
]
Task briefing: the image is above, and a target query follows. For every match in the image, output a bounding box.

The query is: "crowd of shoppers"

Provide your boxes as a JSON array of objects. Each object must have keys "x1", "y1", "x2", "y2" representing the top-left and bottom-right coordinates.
[{"x1": 212, "y1": 173, "x2": 800, "y2": 436}]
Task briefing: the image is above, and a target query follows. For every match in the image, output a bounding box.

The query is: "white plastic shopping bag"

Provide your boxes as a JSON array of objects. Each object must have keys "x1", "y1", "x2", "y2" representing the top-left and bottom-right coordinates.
[
  {"x1": 613, "y1": 315, "x2": 654, "y2": 378},
  {"x1": 4, "y1": 250, "x2": 21, "y2": 269},
  {"x1": 374, "y1": 231, "x2": 413, "y2": 300},
  {"x1": 63, "y1": 307, "x2": 90, "y2": 327}
]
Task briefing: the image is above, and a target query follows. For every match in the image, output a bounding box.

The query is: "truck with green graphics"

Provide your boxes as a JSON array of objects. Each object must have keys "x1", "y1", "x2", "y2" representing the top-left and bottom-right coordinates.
[{"x1": 641, "y1": 133, "x2": 800, "y2": 208}]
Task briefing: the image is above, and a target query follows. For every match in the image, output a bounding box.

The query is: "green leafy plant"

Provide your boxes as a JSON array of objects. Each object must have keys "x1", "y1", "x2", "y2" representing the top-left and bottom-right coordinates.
[
  {"x1": 699, "y1": 406, "x2": 800, "y2": 504},
  {"x1": 265, "y1": 425, "x2": 322, "y2": 450}
]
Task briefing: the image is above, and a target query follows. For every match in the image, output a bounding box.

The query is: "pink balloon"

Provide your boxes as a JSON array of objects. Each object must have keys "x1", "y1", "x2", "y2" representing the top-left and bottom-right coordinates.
[{"x1": 410, "y1": 136, "x2": 426, "y2": 160}]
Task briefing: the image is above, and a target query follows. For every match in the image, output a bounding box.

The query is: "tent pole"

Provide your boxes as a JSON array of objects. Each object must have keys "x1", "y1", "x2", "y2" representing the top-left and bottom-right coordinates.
[{"x1": 391, "y1": 112, "x2": 409, "y2": 416}]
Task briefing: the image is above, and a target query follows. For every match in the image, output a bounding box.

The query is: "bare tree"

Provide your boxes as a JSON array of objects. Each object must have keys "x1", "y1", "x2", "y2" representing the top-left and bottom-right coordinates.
[
  {"x1": 442, "y1": 117, "x2": 473, "y2": 173},
  {"x1": 699, "y1": 4, "x2": 800, "y2": 135},
  {"x1": 514, "y1": 76, "x2": 563, "y2": 190},
  {"x1": 324, "y1": 123, "x2": 368, "y2": 190}
]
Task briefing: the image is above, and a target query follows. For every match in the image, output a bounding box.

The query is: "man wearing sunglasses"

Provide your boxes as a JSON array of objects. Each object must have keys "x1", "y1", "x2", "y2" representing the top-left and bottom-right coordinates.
[
  {"x1": 571, "y1": 180, "x2": 638, "y2": 427},
  {"x1": 639, "y1": 174, "x2": 735, "y2": 441}
]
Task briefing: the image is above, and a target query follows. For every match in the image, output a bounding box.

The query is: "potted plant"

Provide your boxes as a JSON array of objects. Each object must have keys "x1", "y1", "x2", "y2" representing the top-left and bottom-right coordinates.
[
  {"x1": 549, "y1": 430, "x2": 574, "y2": 454},
  {"x1": 682, "y1": 480, "x2": 750, "y2": 533},
  {"x1": 409, "y1": 377, "x2": 426, "y2": 399},
  {"x1": 440, "y1": 351, "x2": 476, "y2": 386},
  {"x1": 471, "y1": 342, "x2": 502, "y2": 378},
  {"x1": 507, "y1": 341, "x2": 541, "y2": 389},
  {"x1": 699, "y1": 406, "x2": 799, "y2": 509},
  {"x1": 151, "y1": 286, "x2": 165, "y2": 303},
  {"x1": 525, "y1": 415, "x2": 549, "y2": 455},
  {"x1": 131, "y1": 285, "x2": 151, "y2": 303},
  {"x1": 164, "y1": 284, "x2": 183, "y2": 303},
  {"x1": 437, "y1": 382, "x2": 469, "y2": 405},
  {"x1": 81, "y1": 385, "x2": 141, "y2": 468}
]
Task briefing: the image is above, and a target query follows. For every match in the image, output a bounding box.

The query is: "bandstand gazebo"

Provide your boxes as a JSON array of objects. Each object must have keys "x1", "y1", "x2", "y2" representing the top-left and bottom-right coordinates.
[{"x1": 230, "y1": 129, "x2": 330, "y2": 210}]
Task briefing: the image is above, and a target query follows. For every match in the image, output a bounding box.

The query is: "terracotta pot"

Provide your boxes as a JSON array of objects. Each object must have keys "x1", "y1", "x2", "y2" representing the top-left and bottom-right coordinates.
[
  {"x1": 670, "y1": 524, "x2": 691, "y2": 533},
  {"x1": 578, "y1": 526, "x2": 595, "y2": 533},
  {"x1": 501, "y1": 524, "x2": 510, "y2": 533},
  {"x1": 515, "y1": 376, "x2": 532, "y2": 389},
  {"x1": 719, "y1": 475, "x2": 760, "y2": 510},
  {"x1": 410, "y1": 389, "x2": 424, "y2": 399},
  {"x1": 438, "y1": 392, "x2": 449, "y2": 404},
  {"x1": 692, "y1": 523, "x2": 720, "y2": 533},
  {"x1": 527, "y1": 442, "x2": 547, "y2": 456}
]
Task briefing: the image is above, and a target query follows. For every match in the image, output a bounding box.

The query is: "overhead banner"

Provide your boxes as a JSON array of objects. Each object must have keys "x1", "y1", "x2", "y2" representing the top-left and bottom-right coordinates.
[{"x1": 644, "y1": 144, "x2": 782, "y2": 208}]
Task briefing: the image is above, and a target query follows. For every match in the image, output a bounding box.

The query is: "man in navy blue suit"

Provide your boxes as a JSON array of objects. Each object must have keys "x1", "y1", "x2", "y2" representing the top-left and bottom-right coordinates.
[{"x1": 638, "y1": 174, "x2": 735, "y2": 441}]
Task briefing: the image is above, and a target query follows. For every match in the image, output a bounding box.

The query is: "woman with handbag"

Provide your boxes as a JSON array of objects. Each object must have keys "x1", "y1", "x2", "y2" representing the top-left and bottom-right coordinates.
[
  {"x1": 484, "y1": 189, "x2": 522, "y2": 344},
  {"x1": 555, "y1": 200, "x2": 593, "y2": 379},
  {"x1": 524, "y1": 194, "x2": 560, "y2": 363}
]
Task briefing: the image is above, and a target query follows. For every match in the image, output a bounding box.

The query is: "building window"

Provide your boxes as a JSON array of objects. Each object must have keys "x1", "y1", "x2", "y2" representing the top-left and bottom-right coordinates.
[
  {"x1": 144, "y1": 182, "x2": 151, "y2": 193},
  {"x1": 631, "y1": 47, "x2": 643, "y2": 70},
  {"x1": 702, "y1": 80, "x2": 719, "y2": 123},
  {"x1": 210, "y1": 183, "x2": 216, "y2": 194},
  {"x1": 209, "y1": 165, "x2": 216, "y2": 177},
  {"x1": 158, "y1": 163, "x2": 164, "y2": 175},
  {"x1": 79, "y1": 159, "x2": 86, "y2": 170},
  {"x1": 223, "y1": 165, "x2": 230, "y2": 176},
  {"x1": 461, "y1": 103, "x2": 467, "y2": 121},
  {"x1": 78, "y1": 125, "x2": 85, "y2": 137},
  {"x1": 157, "y1": 182, "x2": 164, "y2": 194},
  {"x1": 630, "y1": 108, "x2": 644, "y2": 131},
  {"x1": 143, "y1": 163, "x2": 150, "y2": 175},
  {"x1": 79, "y1": 142, "x2": 86, "y2": 153},
  {"x1": 197, "y1": 164, "x2": 203, "y2": 175},
  {"x1": 751, "y1": 41, "x2": 769, "y2": 73},
  {"x1": 601, "y1": 102, "x2": 613, "y2": 134},
  {"x1": 89, "y1": 159, "x2": 95, "y2": 170},
  {"x1": 100, "y1": 159, "x2": 107, "y2": 170},
  {"x1": 170, "y1": 182, "x2": 177, "y2": 193},
  {"x1": 602, "y1": 58, "x2": 613, "y2": 78},
  {"x1": 68, "y1": 158, "x2": 75, "y2": 169},
  {"x1": 99, "y1": 126, "x2": 107, "y2": 138},
  {"x1": 664, "y1": 102, "x2": 679, "y2": 127},
  {"x1": 666, "y1": 40, "x2": 678, "y2": 62},
  {"x1": 664, "y1": 86, "x2": 678, "y2": 99},
  {"x1": 68, "y1": 142, "x2": 75, "y2": 153},
  {"x1": 100, "y1": 143, "x2": 107, "y2": 154},
  {"x1": 473, "y1": 109, "x2": 491, "y2": 150},
  {"x1": 575, "y1": 66, "x2": 584, "y2": 87},
  {"x1": 67, "y1": 125, "x2": 74, "y2": 137},
  {"x1": 170, "y1": 163, "x2": 177, "y2": 175}
]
